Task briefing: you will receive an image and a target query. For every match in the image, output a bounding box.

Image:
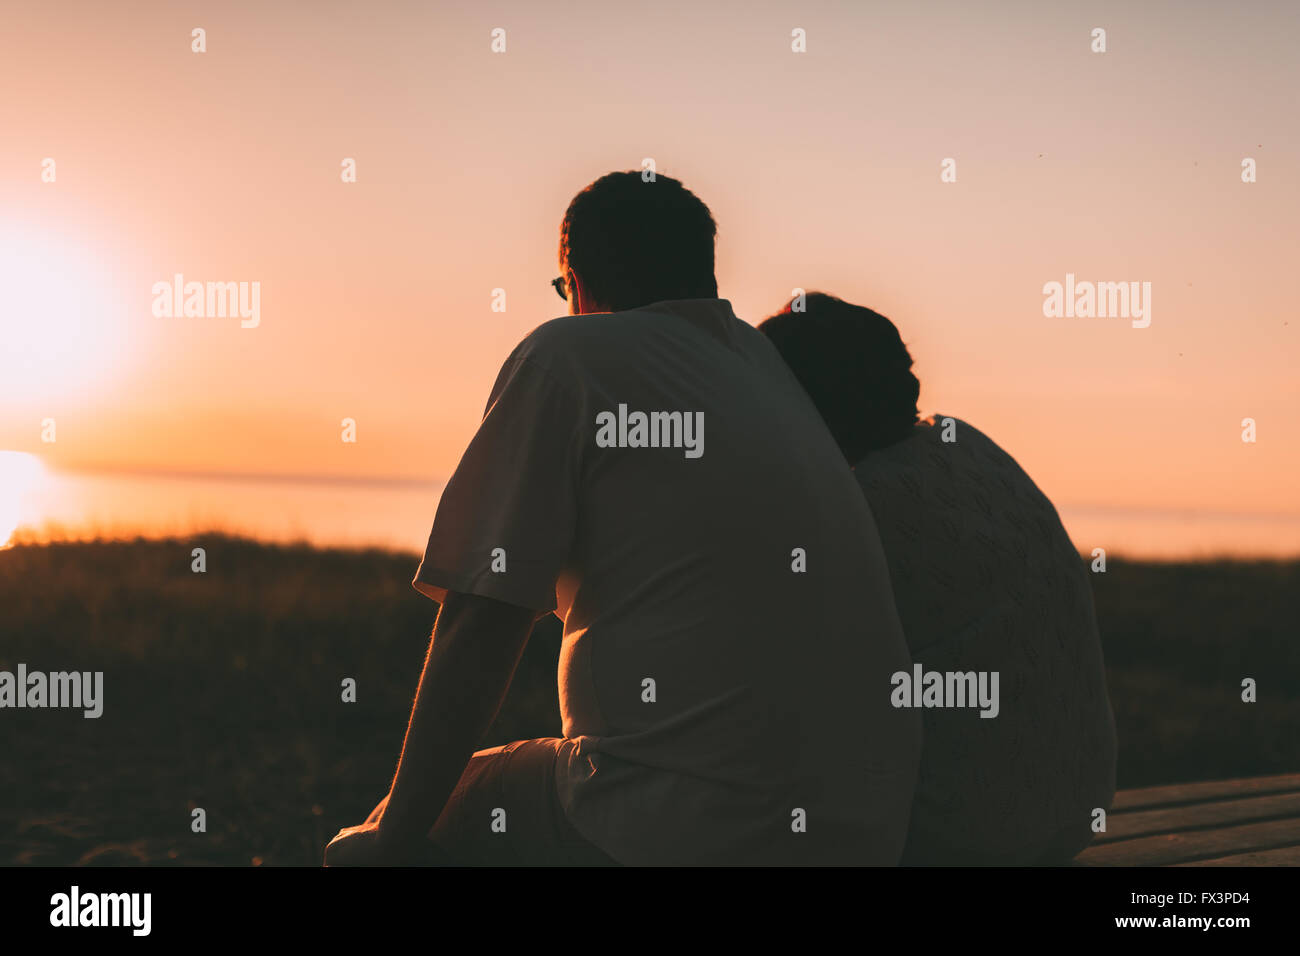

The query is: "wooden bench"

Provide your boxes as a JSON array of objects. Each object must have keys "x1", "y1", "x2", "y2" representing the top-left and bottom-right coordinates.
[{"x1": 1076, "y1": 772, "x2": 1300, "y2": 866}]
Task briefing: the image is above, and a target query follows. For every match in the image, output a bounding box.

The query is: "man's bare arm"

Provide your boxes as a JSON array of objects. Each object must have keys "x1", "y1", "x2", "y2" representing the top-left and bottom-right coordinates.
[{"x1": 375, "y1": 590, "x2": 539, "y2": 848}]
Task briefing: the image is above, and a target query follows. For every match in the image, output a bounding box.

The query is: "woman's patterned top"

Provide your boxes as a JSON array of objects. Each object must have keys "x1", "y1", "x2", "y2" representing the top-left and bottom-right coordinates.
[{"x1": 854, "y1": 415, "x2": 1117, "y2": 863}]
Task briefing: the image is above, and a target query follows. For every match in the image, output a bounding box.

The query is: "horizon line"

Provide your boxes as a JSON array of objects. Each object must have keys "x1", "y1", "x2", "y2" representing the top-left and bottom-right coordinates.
[
  {"x1": 12, "y1": 457, "x2": 1300, "y2": 524},
  {"x1": 35, "y1": 460, "x2": 446, "y2": 491}
]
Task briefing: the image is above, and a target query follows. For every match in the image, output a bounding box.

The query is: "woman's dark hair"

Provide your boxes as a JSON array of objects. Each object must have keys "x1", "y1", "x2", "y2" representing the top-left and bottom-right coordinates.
[
  {"x1": 559, "y1": 171, "x2": 718, "y2": 312},
  {"x1": 759, "y1": 292, "x2": 920, "y2": 463}
]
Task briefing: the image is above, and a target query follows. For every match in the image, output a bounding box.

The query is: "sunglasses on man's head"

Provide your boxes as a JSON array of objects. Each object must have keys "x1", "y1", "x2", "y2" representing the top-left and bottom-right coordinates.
[{"x1": 551, "y1": 276, "x2": 567, "y2": 301}]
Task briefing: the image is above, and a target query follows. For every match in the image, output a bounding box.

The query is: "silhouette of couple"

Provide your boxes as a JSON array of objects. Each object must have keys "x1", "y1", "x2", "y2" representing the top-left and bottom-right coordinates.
[{"x1": 324, "y1": 171, "x2": 1116, "y2": 867}]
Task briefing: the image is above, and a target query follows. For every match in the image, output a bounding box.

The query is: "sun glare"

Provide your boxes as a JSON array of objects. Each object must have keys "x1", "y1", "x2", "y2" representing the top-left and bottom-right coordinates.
[
  {"x1": 0, "y1": 224, "x2": 124, "y2": 403},
  {"x1": 0, "y1": 450, "x2": 46, "y2": 548}
]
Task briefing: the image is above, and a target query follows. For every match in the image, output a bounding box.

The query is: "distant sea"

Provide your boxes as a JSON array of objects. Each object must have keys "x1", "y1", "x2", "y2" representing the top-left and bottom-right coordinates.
[
  {"x1": 6, "y1": 465, "x2": 1300, "y2": 560},
  {"x1": 7, "y1": 466, "x2": 443, "y2": 554}
]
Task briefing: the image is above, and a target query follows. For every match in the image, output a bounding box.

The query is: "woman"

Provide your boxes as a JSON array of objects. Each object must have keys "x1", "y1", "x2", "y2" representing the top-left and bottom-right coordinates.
[{"x1": 759, "y1": 292, "x2": 1117, "y2": 865}]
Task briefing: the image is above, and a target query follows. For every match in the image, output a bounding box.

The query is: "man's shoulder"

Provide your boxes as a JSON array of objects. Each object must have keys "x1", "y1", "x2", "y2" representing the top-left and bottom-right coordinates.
[
  {"x1": 505, "y1": 308, "x2": 676, "y2": 371},
  {"x1": 513, "y1": 311, "x2": 617, "y2": 351}
]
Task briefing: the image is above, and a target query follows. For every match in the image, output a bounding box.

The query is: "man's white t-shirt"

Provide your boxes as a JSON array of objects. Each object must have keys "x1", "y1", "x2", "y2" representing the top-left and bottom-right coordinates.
[{"x1": 413, "y1": 298, "x2": 921, "y2": 865}]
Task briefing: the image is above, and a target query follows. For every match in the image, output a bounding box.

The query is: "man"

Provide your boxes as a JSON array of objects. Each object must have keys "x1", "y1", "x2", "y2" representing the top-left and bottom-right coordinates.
[
  {"x1": 325, "y1": 175, "x2": 921, "y2": 866},
  {"x1": 759, "y1": 293, "x2": 1117, "y2": 865}
]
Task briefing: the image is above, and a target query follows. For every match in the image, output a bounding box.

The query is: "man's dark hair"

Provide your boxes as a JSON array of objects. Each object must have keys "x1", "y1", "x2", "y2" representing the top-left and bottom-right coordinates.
[
  {"x1": 559, "y1": 171, "x2": 718, "y2": 312},
  {"x1": 759, "y1": 293, "x2": 921, "y2": 463}
]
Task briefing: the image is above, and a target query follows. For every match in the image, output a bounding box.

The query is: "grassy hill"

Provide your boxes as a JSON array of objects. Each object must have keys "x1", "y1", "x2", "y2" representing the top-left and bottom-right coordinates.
[{"x1": 0, "y1": 536, "x2": 1296, "y2": 865}]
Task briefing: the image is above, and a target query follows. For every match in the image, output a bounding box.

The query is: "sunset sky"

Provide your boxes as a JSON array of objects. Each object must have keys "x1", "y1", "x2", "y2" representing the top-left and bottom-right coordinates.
[{"x1": 2, "y1": 0, "x2": 1297, "y2": 547}]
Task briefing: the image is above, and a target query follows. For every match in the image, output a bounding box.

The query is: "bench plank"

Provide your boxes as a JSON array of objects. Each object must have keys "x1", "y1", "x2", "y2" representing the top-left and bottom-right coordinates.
[
  {"x1": 1095, "y1": 790, "x2": 1300, "y2": 844},
  {"x1": 1077, "y1": 816, "x2": 1300, "y2": 866},
  {"x1": 1173, "y1": 845, "x2": 1300, "y2": 866},
  {"x1": 1111, "y1": 773, "x2": 1300, "y2": 812}
]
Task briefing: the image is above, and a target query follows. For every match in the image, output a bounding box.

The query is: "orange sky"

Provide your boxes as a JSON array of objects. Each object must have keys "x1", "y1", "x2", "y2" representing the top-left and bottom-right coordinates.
[{"x1": 2, "y1": 0, "x2": 1297, "y2": 528}]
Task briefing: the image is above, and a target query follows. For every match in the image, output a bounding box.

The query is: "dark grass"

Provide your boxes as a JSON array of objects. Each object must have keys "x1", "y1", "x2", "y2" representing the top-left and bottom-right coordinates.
[{"x1": 0, "y1": 536, "x2": 1296, "y2": 865}]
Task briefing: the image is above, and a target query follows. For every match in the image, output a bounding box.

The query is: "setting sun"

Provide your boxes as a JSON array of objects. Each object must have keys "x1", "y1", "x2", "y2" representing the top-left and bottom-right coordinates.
[
  {"x1": 0, "y1": 223, "x2": 125, "y2": 405},
  {"x1": 0, "y1": 450, "x2": 45, "y2": 548}
]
